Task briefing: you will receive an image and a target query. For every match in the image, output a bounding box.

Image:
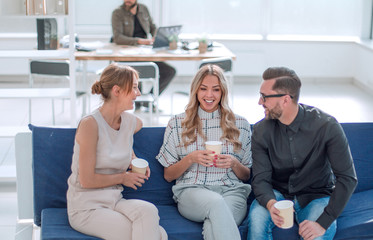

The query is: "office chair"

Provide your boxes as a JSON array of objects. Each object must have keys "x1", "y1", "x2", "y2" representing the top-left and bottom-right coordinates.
[
  {"x1": 116, "y1": 62, "x2": 159, "y2": 126},
  {"x1": 170, "y1": 57, "x2": 234, "y2": 115},
  {"x1": 29, "y1": 60, "x2": 87, "y2": 125}
]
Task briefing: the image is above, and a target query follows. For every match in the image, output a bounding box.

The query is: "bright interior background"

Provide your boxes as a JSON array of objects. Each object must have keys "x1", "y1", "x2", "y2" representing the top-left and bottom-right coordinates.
[{"x1": 0, "y1": 0, "x2": 372, "y2": 93}]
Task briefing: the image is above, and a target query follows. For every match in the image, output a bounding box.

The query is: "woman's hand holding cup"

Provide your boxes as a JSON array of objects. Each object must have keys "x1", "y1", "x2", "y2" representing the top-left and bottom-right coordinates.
[
  {"x1": 205, "y1": 141, "x2": 223, "y2": 167},
  {"x1": 213, "y1": 154, "x2": 238, "y2": 169},
  {"x1": 188, "y1": 150, "x2": 214, "y2": 167},
  {"x1": 123, "y1": 158, "x2": 150, "y2": 190}
]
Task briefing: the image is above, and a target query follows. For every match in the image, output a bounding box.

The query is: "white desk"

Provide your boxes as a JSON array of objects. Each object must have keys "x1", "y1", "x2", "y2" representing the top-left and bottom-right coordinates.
[{"x1": 75, "y1": 43, "x2": 236, "y2": 61}]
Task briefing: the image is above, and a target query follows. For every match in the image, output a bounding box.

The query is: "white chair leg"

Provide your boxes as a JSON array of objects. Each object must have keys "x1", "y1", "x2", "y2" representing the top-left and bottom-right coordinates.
[
  {"x1": 82, "y1": 95, "x2": 87, "y2": 116},
  {"x1": 154, "y1": 102, "x2": 159, "y2": 125},
  {"x1": 28, "y1": 99, "x2": 32, "y2": 124},
  {"x1": 171, "y1": 94, "x2": 174, "y2": 115},
  {"x1": 148, "y1": 102, "x2": 153, "y2": 126}
]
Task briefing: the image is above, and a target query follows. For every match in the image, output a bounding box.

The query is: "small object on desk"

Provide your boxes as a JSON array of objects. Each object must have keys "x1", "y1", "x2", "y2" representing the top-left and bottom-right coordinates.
[
  {"x1": 76, "y1": 41, "x2": 105, "y2": 52},
  {"x1": 185, "y1": 41, "x2": 198, "y2": 50},
  {"x1": 167, "y1": 49, "x2": 189, "y2": 54},
  {"x1": 168, "y1": 34, "x2": 179, "y2": 50},
  {"x1": 181, "y1": 41, "x2": 214, "y2": 51},
  {"x1": 76, "y1": 44, "x2": 95, "y2": 52},
  {"x1": 95, "y1": 49, "x2": 113, "y2": 55},
  {"x1": 199, "y1": 42, "x2": 208, "y2": 54},
  {"x1": 169, "y1": 41, "x2": 178, "y2": 50}
]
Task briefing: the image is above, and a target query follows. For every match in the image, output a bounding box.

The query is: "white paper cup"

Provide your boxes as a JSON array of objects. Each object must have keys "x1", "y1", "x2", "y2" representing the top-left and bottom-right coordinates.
[
  {"x1": 131, "y1": 158, "x2": 148, "y2": 175},
  {"x1": 274, "y1": 200, "x2": 294, "y2": 229},
  {"x1": 205, "y1": 141, "x2": 222, "y2": 156}
]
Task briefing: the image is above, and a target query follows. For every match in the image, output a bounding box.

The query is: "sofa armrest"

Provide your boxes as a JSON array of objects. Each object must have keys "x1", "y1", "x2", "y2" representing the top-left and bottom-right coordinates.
[{"x1": 15, "y1": 132, "x2": 34, "y2": 220}]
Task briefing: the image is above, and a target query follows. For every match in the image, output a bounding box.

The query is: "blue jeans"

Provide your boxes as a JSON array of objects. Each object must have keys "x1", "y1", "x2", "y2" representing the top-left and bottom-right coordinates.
[{"x1": 247, "y1": 190, "x2": 336, "y2": 240}]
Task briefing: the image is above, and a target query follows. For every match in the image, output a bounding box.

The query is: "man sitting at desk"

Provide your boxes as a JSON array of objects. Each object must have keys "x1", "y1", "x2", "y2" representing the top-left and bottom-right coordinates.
[{"x1": 112, "y1": 0, "x2": 176, "y2": 111}]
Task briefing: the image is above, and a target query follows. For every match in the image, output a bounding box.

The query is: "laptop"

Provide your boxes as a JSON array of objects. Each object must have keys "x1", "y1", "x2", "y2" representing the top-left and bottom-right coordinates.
[{"x1": 152, "y1": 25, "x2": 182, "y2": 50}]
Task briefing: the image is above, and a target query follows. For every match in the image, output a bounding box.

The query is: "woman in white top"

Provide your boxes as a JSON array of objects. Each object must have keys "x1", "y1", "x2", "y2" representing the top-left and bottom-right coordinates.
[
  {"x1": 67, "y1": 63, "x2": 167, "y2": 240},
  {"x1": 157, "y1": 64, "x2": 252, "y2": 240}
]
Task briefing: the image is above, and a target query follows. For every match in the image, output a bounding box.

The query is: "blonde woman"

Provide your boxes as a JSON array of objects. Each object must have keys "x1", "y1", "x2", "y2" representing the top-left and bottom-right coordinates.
[
  {"x1": 67, "y1": 63, "x2": 167, "y2": 240},
  {"x1": 157, "y1": 64, "x2": 252, "y2": 240}
]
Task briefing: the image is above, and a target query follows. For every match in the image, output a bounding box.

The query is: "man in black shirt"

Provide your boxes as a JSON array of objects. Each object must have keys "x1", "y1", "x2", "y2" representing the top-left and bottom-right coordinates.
[
  {"x1": 247, "y1": 67, "x2": 357, "y2": 240},
  {"x1": 112, "y1": 0, "x2": 176, "y2": 110}
]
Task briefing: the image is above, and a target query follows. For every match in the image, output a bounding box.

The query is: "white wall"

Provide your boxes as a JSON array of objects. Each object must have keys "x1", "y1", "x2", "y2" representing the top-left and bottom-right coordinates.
[{"x1": 354, "y1": 44, "x2": 373, "y2": 90}]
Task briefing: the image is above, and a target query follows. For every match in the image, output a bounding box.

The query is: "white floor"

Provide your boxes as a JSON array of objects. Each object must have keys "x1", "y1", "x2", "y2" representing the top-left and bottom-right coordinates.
[{"x1": 1, "y1": 77, "x2": 373, "y2": 240}]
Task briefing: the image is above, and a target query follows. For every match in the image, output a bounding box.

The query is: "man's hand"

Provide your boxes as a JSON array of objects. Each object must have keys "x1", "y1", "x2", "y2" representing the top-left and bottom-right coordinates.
[
  {"x1": 267, "y1": 200, "x2": 284, "y2": 228},
  {"x1": 137, "y1": 38, "x2": 153, "y2": 45},
  {"x1": 299, "y1": 220, "x2": 326, "y2": 240}
]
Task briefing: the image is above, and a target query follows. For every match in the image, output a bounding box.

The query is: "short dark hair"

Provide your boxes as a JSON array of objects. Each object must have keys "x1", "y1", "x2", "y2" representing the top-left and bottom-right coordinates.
[{"x1": 262, "y1": 67, "x2": 302, "y2": 103}]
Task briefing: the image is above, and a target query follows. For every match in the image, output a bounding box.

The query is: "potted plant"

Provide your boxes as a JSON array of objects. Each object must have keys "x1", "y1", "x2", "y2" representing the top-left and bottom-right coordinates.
[
  {"x1": 198, "y1": 36, "x2": 208, "y2": 54},
  {"x1": 168, "y1": 34, "x2": 178, "y2": 50}
]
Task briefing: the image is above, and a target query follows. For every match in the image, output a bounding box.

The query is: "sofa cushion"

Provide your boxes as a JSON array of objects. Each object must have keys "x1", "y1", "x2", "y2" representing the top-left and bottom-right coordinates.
[
  {"x1": 334, "y1": 189, "x2": 373, "y2": 239},
  {"x1": 123, "y1": 127, "x2": 175, "y2": 206},
  {"x1": 30, "y1": 125, "x2": 76, "y2": 226},
  {"x1": 41, "y1": 208, "x2": 100, "y2": 240},
  {"x1": 341, "y1": 123, "x2": 373, "y2": 193},
  {"x1": 158, "y1": 205, "x2": 203, "y2": 240},
  {"x1": 41, "y1": 206, "x2": 204, "y2": 240}
]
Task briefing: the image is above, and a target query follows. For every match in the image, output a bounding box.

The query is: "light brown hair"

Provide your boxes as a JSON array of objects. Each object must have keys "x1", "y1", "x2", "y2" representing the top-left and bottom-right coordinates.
[
  {"x1": 91, "y1": 63, "x2": 138, "y2": 101},
  {"x1": 181, "y1": 64, "x2": 242, "y2": 151}
]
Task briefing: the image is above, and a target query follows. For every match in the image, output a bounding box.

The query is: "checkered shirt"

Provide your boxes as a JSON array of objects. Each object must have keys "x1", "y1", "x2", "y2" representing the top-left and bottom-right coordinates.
[{"x1": 157, "y1": 107, "x2": 252, "y2": 186}]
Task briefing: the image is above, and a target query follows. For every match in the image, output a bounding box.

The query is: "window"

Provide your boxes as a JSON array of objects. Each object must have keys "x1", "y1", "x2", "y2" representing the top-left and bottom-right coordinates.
[
  {"x1": 2, "y1": 0, "x2": 368, "y2": 40},
  {"x1": 161, "y1": 0, "x2": 368, "y2": 40},
  {"x1": 162, "y1": 0, "x2": 263, "y2": 35},
  {"x1": 268, "y1": 0, "x2": 364, "y2": 37}
]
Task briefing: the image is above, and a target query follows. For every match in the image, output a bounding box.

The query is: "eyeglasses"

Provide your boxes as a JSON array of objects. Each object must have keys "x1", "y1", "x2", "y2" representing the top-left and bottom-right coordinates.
[{"x1": 260, "y1": 93, "x2": 294, "y2": 102}]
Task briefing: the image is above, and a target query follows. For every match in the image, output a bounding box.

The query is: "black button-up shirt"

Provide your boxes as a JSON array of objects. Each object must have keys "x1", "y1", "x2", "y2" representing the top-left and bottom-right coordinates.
[{"x1": 251, "y1": 104, "x2": 357, "y2": 229}]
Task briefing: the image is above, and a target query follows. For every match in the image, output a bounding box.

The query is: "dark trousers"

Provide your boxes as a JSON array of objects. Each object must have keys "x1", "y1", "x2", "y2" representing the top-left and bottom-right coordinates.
[
  {"x1": 154, "y1": 61, "x2": 176, "y2": 95},
  {"x1": 136, "y1": 61, "x2": 176, "y2": 109}
]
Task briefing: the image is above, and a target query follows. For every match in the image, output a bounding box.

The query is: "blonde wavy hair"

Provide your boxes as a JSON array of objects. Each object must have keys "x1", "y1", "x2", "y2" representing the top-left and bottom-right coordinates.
[{"x1": 181, "y1": 64, "x2": 242, "y2": 152}]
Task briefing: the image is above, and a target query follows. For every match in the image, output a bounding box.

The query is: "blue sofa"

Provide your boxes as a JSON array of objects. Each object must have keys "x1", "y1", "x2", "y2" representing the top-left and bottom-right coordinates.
[{"x1": 27, "y1": 123, "x2": 373, "y2": 240}]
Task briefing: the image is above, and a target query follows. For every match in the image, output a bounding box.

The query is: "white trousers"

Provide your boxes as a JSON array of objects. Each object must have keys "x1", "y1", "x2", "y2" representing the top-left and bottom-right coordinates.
[
  {"x1": 68, "y1": 199, "x2": 167, "y2": 240},
  {"x1": 172, "y1": 183, "x2": 251, "y2": 240}
]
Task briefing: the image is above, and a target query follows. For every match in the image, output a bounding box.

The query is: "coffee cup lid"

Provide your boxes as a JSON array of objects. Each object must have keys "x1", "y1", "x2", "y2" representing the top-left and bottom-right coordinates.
[
  {"x1": 205, "y1": 141, "x2": 222, "y2": 145},
  {"x1": 131, "y1": 158, "x2": 148, "y2": 168},
  {"x1": 274, "y1": 200, "x2": 294, "y2": 209}
]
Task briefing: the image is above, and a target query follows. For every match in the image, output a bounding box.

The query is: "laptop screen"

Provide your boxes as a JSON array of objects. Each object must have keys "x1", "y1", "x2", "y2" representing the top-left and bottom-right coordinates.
[{"x1": 153, "y1": 25, "x2": 182, "y2": 49}]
